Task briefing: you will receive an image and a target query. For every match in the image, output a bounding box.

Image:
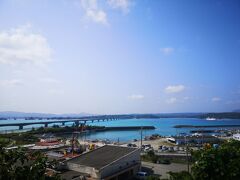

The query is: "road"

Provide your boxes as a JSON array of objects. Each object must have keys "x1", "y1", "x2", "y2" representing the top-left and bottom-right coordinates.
[{"x1": 141, "y1": 161, "x2": 189, "y2": 179}]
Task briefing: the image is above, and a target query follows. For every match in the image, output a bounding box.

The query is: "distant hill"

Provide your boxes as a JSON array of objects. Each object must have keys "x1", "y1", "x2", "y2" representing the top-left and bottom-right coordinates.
[
  {"x1": 0, "y1": 111, "x2": 95, "y2": 118},
  {"x1": 233, "y1": 109, "x2": 240, "y2": 113},
  {"x1": 1, "y1": 111, "x2": 240, "y2": 119}
]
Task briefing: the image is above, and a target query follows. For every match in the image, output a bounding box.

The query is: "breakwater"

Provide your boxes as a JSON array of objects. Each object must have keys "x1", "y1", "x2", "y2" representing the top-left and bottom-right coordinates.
[{"x1": 174, "y1": 124, "x2": 240, "y2": 128}]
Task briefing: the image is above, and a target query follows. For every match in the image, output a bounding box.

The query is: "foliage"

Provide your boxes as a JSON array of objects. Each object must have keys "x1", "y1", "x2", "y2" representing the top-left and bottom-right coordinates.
[
  {"x1": 168, "y1": 171, "x2": 193, "y2": 180},
  {"x1": 141, "y1": 150, "x2": 170, "y2": 164},
  {"x1": 147, "y1": 175, "x2": 160, "y2": 180},
  {"x1": 191, "y1": 140, "x2": 240, "y2": 180},
  {"x1": 0, "y1": 144, "x2": 60, "y2": 180},
  {"x1": 166, "y1": 140, "x2": 240, "y2": 180},
  {"x1": 0, "y1": 125, "x2": 105, "y2": 145}
]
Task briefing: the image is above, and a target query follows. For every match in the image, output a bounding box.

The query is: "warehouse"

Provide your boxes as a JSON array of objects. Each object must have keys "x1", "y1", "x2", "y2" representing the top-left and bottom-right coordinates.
[{"x1": 65, "y1": 145, "x2": 141, "y2": 180}]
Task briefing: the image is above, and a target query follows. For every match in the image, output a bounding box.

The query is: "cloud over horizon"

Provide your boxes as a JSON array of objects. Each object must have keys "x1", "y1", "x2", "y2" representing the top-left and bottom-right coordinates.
[
  {"x1": 128, "y1": 94, "x2": 144, "y2": 100},
  {"x1": 166, "y1": 97, "x2": 177, "y2": 104},
  {"x1": 160, "y1": 47, "x2": 174, "y2": 55},
  {"x1": 212, "y1": 97, "x2": 221, "y2": 102},
  {"x1": 0, "y1": 79, "x2": 24, "y2": 87},
  {"x1": 165, "y1": 85, "x2": 185, "y2": 93}
]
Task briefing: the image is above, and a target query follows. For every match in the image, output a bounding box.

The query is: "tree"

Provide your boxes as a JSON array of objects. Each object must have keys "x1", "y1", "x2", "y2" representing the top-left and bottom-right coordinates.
[
  {"x1": 168, "y1": 171, "x2": 193, "y2": 180},
  {"x1": 147, "y1": 175, "x2": 161, "y2": 180},
  {"x1": 167, "y1": 140, "x2": 240, "y2": 180},
  {"x1": 191, "y1": 140, "x2": 240, "y2": 180},
  {"x1": 0, "y1": 143, "x2": 60, "y2": 180}
]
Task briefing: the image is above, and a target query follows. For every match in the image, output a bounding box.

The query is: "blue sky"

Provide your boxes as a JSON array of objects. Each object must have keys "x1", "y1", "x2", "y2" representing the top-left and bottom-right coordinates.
[{"x1": 0, "y1": 0, "x2": 240, "y2": 114}]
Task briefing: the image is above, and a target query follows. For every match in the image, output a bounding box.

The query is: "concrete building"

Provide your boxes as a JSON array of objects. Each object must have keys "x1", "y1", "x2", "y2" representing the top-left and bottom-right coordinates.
[
  {"x1": 174, "y1": 135, "x2": 220, "y2": 145},
  {"x1": 233, "y1": 134, "x2": 240, "y2": 141},
  {"x1": 64, "y1": 145, "x2": 141, "y2": 180}
]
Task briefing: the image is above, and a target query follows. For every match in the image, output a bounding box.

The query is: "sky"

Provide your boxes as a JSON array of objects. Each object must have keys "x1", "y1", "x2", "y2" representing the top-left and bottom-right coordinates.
[{"x1": 0, "y1": 0, "x2": 240, "y2": 114}]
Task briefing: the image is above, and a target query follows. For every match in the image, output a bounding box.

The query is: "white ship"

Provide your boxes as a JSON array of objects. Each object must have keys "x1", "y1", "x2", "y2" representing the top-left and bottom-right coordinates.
[{"x1": 206, "y1": 117, "x2": 216, "y2": 121}]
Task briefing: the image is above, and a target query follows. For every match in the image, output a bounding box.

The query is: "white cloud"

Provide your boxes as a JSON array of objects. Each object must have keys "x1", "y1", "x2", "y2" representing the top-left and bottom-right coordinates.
[
  {"x1": 0, "y1": 24, "x2": 52, "y2": 65},
  {"x1": 166, "y1": 97, "x2": 177, "y2": 104},
  {"x1": 183, "y1": 96, "x2": 190, "y2": 100},
  {"x1": 0, "y1": 79, "x2": 24, "y2": 87},
  {"x1": 160, "y1": 47, "x2": 174, "y2": 55},
  {"x1": 165, "y1": 85, "x2": 185, "y2": 93},
  {"x1": 48, "y1": 89, "x2": 64, "y2": 95},
  {"x1": 80, "y1": 0, "x2": 108, "y2": 25},
  {"x1": 211, "y1": 97, "x2": 221, "y2": 102},
  {"x1": 107, "y1": 0, "x2": 131, "y2": 14},
  {"x1": 128, "y1": 94, "x2": 144, "y2": 100},
  {"x1": 39, "y1": 78, "x2": 61, "y2": 84}
]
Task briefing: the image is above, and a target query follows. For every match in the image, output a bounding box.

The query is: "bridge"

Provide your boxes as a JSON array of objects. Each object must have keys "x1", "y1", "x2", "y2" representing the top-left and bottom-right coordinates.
[{"x1": 0, "y1": 115, "x2": 124, "y2": 130}]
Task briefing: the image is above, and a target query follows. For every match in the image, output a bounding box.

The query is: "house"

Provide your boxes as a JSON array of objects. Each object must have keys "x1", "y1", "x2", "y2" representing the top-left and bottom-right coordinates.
[{"x1": 233, "y1": 134, "x2": 240, "y2": 141}]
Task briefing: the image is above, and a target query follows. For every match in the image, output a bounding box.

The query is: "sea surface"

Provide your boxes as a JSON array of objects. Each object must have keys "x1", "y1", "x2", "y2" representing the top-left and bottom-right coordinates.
[{"x1": 1, "y1": 118, "x2": 240, "y2": 142}]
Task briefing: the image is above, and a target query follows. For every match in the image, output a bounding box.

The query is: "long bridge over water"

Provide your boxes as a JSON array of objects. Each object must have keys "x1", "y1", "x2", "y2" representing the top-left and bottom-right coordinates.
[{"x1": 0, "y1": 115, "x2": 127, "y2": 130}]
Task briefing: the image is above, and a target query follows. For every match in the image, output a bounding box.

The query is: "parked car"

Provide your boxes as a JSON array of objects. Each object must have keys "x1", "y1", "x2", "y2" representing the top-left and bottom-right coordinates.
[
  {"x1": 136, "y1": 171, "x2": 148, "y2": 179},
  {"x1": 127, "y1": 143, "x2": 137, "y2": 148},
  {"x1": 169, "y1": 146, "x2": 174, "y2": 152}
]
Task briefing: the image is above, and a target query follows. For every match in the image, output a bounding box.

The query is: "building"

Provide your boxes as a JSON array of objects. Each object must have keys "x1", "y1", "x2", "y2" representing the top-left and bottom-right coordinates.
[
  {"x1": 174, "y1": 135, "x2": 220, "y2": 145},
  {"x1": 40, "y1": 133, "x2": 58, "y2": 143},
  {"x1": 64, "y1": 145, "x2": 141, "y2": 180},
  {"x1": 233, "y1": 134, "x2": 240, "y2": 141}
]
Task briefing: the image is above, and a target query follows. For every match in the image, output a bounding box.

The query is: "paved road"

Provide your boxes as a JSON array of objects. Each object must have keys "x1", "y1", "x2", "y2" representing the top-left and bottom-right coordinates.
[{"x1": 141, "y1": 161, "x2": 189, "y2": 179}]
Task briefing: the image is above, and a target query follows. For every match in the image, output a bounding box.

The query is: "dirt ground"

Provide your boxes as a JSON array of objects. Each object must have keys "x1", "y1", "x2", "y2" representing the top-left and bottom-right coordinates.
[{"x1": 131, "y1": 138, "x2": 175, "y2": 149}]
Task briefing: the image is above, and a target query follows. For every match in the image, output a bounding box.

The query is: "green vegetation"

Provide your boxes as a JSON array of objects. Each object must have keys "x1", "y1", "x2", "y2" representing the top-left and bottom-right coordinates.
[
  {"x1": 0, "y1": 143, "x2": 60, "y2": 180},
  {"x1": 141, "y1": 150, "x2": 171, "y2": 164},
  {"x1": 0, "y1": 125, "x2": 105, "y2": 146},
  {"x1": 147, "y1": 175, "x2": 162, "y2": 180},
  {"x1": 0, "y1": 132, "x2": 38, "y2": 146},
  {"x1": 168, "y1": 171, "x2": 193, "y2": 180},
  {"x1": 191, "y1": 140, "x2": 240, "y2": 179},
  {"x1": 30, "y1": 125, "x2": 105, "y2": 134},
  {"x1": 199, "y1": 112, "x2": 240, "y2": 119},
  {"x1": 167, "y1": 140, "x2": 240, "y2": 180}
]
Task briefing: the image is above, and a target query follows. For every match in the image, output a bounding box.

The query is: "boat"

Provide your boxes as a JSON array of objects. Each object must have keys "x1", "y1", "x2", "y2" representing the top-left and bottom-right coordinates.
[
  {"x1": 166, "y1": 137, "x2": 176, "y2": 143},
  {"x1": 206, "y1": 117, "x2": 216, "y2": 121}
]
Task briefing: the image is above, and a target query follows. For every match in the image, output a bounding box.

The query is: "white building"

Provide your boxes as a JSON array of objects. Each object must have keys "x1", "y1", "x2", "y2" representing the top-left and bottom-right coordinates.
[{"x1": 233, "y1": 134, "x2": 240, "y2": 141}]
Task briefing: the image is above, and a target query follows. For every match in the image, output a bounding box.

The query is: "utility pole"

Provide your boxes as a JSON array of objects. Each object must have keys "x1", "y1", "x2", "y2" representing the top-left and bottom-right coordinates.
[
  {"x1": 140, "y1": 127, "x2": 143, "y2": 151},
  {"x1": 185, "y1": 135, "x2": 190, "y2": 173}
]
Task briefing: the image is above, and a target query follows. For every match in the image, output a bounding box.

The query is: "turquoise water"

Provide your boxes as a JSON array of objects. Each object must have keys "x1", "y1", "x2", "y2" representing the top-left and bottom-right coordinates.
[
  {"x1": 84, "y1": 118, "x2": 240, "y2": 141},
  {"x1": 1, "y1": 118, "x2": 240, "y2": 142}
]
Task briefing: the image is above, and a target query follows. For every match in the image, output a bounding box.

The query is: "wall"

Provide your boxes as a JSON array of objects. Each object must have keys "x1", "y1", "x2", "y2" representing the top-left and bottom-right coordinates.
[
  {"x1": 100, "y1": 149, "x2": 141, "y2": 179},
  {"x1": 66, "y1": 162, "x2": 100, "y2": 179}
]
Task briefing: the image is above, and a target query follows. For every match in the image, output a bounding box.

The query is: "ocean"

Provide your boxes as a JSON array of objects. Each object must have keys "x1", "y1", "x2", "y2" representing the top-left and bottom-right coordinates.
[{"x1": 1, "y1": 118, "x2": 240, "y2": 142}]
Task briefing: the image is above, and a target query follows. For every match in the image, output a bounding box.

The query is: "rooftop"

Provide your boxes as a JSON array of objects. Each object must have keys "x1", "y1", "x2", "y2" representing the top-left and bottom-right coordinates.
[{"x1": 67, "y1": 145, "x2": 138, "y2": 170}]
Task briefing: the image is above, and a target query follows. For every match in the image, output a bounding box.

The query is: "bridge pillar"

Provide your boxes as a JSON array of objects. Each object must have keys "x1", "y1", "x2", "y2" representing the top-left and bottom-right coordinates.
[
  {"x1": 75, "y1": 120, "x2": 79, "y2": 127},
  {"x1": 19, "y1": 125, "x2": 23, "y2": 130},
  {"x1": 92, "y1": 120, "x2": 94, "y2": 123},
  {"x1": 44, "y1": 123, "x2": 48, "y2": 128}
]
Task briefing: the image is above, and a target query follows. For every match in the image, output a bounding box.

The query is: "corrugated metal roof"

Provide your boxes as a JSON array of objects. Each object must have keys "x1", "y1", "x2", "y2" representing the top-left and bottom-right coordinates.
[{"x1": 67, "y1": 145, "x2": 138, "y2": 169}]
